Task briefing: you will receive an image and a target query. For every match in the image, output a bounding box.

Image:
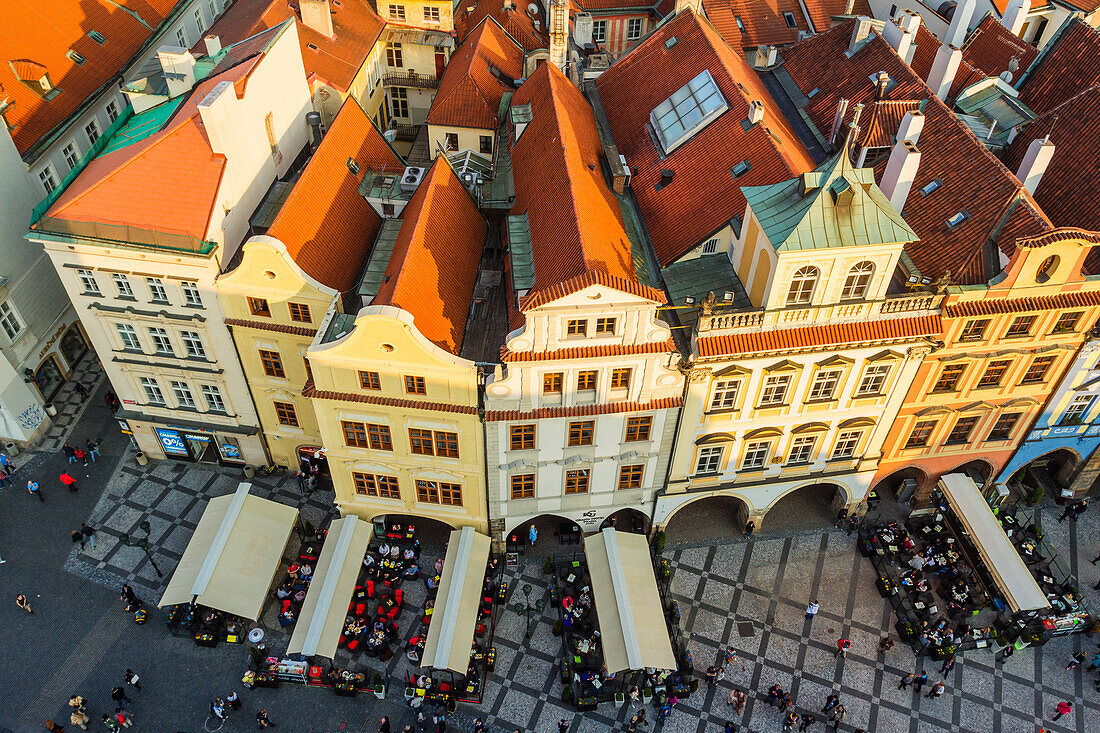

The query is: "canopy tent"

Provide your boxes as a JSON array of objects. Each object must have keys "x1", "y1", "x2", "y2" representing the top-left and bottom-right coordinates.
[
  {"x1": 159, "y1": 482, "x2": 298, "y2": 620},
  {"x1": 584, "y1": 528, "x2": 676, "y2": 674},
  {"x1": 421, "y1": 527, "x2": 491, "y2": 674},
  {"x1": 288, "y1": 516, "x2": 373, "y2": 658},
  {"x1": 938, "y1": 473, "x2": 1050, "y2": 614}
]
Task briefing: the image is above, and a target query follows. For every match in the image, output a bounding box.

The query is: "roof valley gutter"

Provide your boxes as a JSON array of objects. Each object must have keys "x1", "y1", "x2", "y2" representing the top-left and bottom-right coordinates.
[
  {"x1": 602, "y1": 527, "x2": 643, "y2": 669},
  {"x1": 432, "y1": 526, "x2": 475, "y2": 669},
  {"x1": 301, "y1": 516, "x2": 359, "y2": 656},
  {"x1": 191, "y1": 481, "x2": 252, "y2": 598}
]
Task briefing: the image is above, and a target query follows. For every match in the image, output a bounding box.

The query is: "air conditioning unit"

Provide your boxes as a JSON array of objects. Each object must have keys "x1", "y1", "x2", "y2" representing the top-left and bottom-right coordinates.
[{"x1": 399, "y1": 166, "x2": 425, "y2": 192}]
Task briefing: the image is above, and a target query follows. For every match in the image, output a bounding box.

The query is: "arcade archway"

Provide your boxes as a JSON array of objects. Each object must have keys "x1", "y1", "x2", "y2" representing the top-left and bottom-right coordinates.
[{"x1": 663, "y1": 495, "x2": 748, "y2": 545}]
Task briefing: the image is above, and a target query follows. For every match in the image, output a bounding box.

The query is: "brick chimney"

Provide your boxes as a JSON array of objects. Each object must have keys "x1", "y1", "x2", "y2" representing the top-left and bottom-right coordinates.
[
  {"x1": 927, "y1": 44, "x2": 962, "y2": 100},
  {"x1": 880, "y1": 140, "x2": 921, "y2": 212},
  {"x1": 157, "y1": 46, "x2": 196, "y2": 98},
  {"x1": 946, "y1": 0, "x2": 975, "y2": 47},
  {"x1": 1016, "y1": 137, "x2": 1055, "y2": 195},
  {"x1": 300, "y1": 0, "x2": 334, "y2": 39}
]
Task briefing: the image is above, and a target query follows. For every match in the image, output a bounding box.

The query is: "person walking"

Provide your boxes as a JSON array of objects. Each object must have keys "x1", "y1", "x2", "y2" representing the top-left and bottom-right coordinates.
[
  {"x1": 0, "y1": 452, "x2": 13, "y2": 473},
  {"x1": 74, "y1": 448, "x2": 88, "y2": 469},
  {"x1": 0, "y1": 468, "x2": 12, "y2": 488},
  {"x1": 529, "y1": 525, "x2": 539, "y2": 546},
  {"x1": 27, "y1": 479, "x2": 43, "y2": 502},
  {"x1": 783, "y1": 711, "x2": 799, "y2": 731},
  {"x1": 256, "y1": 708, "x2": 276, "y2": 728},
  {"x1": 557, "y1": 718, "x2": 569, "y2": 733},
  {"x1": 829, "y1": 704, "x2": 846, "y2": 730},
  {"x1": 940, "y1": 657, "x2": 955, "y2": 677},
  {"x1": 109, "y1": 687, "x2": 129, "y2": 708},
  {"x1": 1075, "y1": 498, "x2": 1090, "y2": 519},
  {"x1": 101, "y1": 714, "x2": 119, "y2": 731},
  {"x1": 72, "y1": 530, "x2": 85, "y2": 551},
  {"x1": 1052, "y1": 701, "x2": 1072, "y2": 720},
  {"x1": 912, "y1": 672, "x2": 928, "y2": 693},
  {"x1": 768, "y1": 685, "x2": 782, "y2": 708},
  {"x1": 925, "y1": 681, "x2": 946, "y2": 698},
  {"x1": 210, "y1": 700, "x2": 226, "y2": 722},
  {"x1": 899, "y1": 672, "x2": 915, "y2": 689},
  {"x1": 16, "y1": 593, "x2": 32, "y2": 613},
  {"x1": 379, "y1": 716, "x2": 392, "y2": 733},
  {"x1": 81, "y1": 524, "x2": 96, "y2": 551},
  {"x1": 70, "y1": 708, "x2": 89, "y2": 730},
  {"x1": 123, "y1": 670, "x2": 140, "y2": 692},
  {"x1": 59, "y1": 472, "x2": 77, "y2": 492},
  {"x1": 805, "y1": 600, "x2": 820, "y2": 620},
  {"x1": 728, "y1": 688, "x2": 745, "y2": 713},
  {"x1": 226, "y1": 691, "x2": 241, "y2": 710},
  {"x1": 113, "y1": 710, "x2": 132, "y2": 729},
  {"x1": 822, "y1": 694, "x2": 839, "y2": 714},
  {"x1": 1087, "y1": 651, "x2": 1100, "y2": 671},
  {"x1": 68, "y1": 696, "x2": 86, "y2": 714},
  {"x1": 85, "y1": 439, "x2": 100, "y2": 463},
  {"x1": 835, "y1": 638, "x2": 851, "y2": 658},
  {"x1": 705, "y1": 665, "x2": 723, "y2": 687},
  {"x1": 62, "y1": 443, "x2": 76, "y2": 464},
  {"x1": 779, "y1": 690, "x2": 792, "y2": 711},
  {"x1": 879, "y1": 636, "x2": 894, "y2": 654},
  {"x1": 1067, "y1": 651, "x2": 1087, "y2": 670},
  {"x1": 472, "y1": 718, "x2": 486, "y2": 733},
  {"x1": 799, "y1": 713, "x2": 816, "y2": 730}
]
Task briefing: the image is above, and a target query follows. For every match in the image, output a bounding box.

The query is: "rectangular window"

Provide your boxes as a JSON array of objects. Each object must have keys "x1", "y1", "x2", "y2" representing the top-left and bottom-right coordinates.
[
  {"x1": 701, "y1": 237, "x2": 719, "y2": 254},
  {"x1": 696, "y1": 445, "x2": 723, "y2": 474},
  {"x1": 148, "y1": 327, "x2": 173, "y2": 355},
  {"x1": 77, "y1": 269, "x2": 100, "y2": 295},
  {"x1": 1053, "y1": 311, "x2": 1082, "y2": 333},
  {"x1": 1062, "y1": 395, "x2": 1093, "y2": 426},
  {"x1": 410, "y1": 428, "x2": 434, "y2": 455},
  {"x1": 627, "y1": 17, "x2": 643, "y2": 39},
  {"x1": 202, "y1": 384, "x2": 226, "y2": 413},
  {"x1": 84, "y1": 119, "x2": 99, "y2": 144},
  {"x1": 977, "y1": 359, "x2": 1011, "y2": 388},
  {"x1": 987, "y1": 413, "x2": 1021, "y2": 441},
  {"x1": 39, "y1": 166, "x2": 58, "y2": 193},
  {"x1": 1006, "y1": 314, "x2": 1036, "y2": 338},
  {"x1": 404, "y1": 375, "x2": 426, "y2": 395},
  {"x1": 856, "y1": 364, "x2": 891, "y2": 396},
  {"x1": 759, "y1": 374, "x2": 791, "y2": 406},
  {"x1": 359, "y1": 371, "x2": 381, "y2": 390},
  {"x1": 180, "y1": 330, "x2": 205, "y2": 358},
  {"x1": 354, "y1": 472, "x2": 401, "y2": 498},
  {"x1": 567, "y1": 420, "x2": 594, "y2": 446},
  {"x1": 181, "y1": 281, "x2": 202, "y2": 306},
  {"x1": 741, "y1": 440, "x2": 771, "y2": 470},
  {"x1": 510, "y1": 473, "x2": 535, "y2": 499},
  {"x1": 288, "y1": 302, "x2": 311, "y2": 323},
  {"x1": 146, "y1": 277, "x2": 168, "y2": 303},
  {"x1": 389, "y1": 3, "x2": 405, "y2": 19},
  {"x1": 959, "y1": 319, "x2": 989, "y2": 342},
  {"x1": 368, "y1": 423, "x2": 393, "y2": 450},
  {"x1": 611, "y1": 368, "x2": 631, "y2": 389},
  {"x1": 577, "y1": 370, "x2": 597, "y2": 391},
  {"x1": 787, "y1": 435, "x2": 816, "y2": 465},
  {"x1": 946, "y1": 416, "x2": 979, "y2": 445},
  {"x1": 112, "y1": 273, "x2": 133, "y2": 298},
  {"x1": 1022, "y1": 355, "x2": 1056, "y2": 384},
  {"x1": 386, "y1": 42, "x2": 403, "y2": 68},
  {"x1": 106, "y1": 101, "x2": 119, "y2": 122},
  {"x1": 444, "y1": 133, "x2": 458, "y2": 152},
  {"x1": 831, "y1": 430, "x2": 863, "y2": 459},
  {"x1": 710, "y1": 378, "x2": 741, "y2": 410},
  {"x1": 416, "y1": 479, "x2": 462, "y2": 505},
  {"x1": 592, "y1": 19, "x2": 607, "y2": 42},
  {"x1": 543, "y1": 372, "x2": 563, "y2": 394},
  {"x1": 596, "y1": 317, "x2": 616, "y2": 334},
  {"x1": 194, "y1": 6, "x2": 205, "y2": 32},
  {"x1": 808, "y1": 368, "x2": 842, "y2": 401},
  {"x1": 566, "y1": 319, "x2": 587, "y2": 336},
  {"x1": 342, "y1": 421, "x2": 368, "y2": 447},
  {"x1": 565, "y1": 469, "x2": 590, "y2": 494},
  {"x1": 62, "y1": 142, "x2": 79, "y2": 170},
  {"x1": 905, "y1": 420, "x2": 936, "y2": 449},
  {"x1": 176, "y1": 27, "x2": 186, "y2": 46},
  {"x1": 0, "y1": 302, "x2": 23, "y2": 340},
  {"x1": 171, "y1": 381, "x2": 196, "y2": 409},
  {"x1": 116, "y1": 323, "x2": 140, "y2": 350},
  {"x1": 479, "y1": 135, "x2": 493, "y2": 154},
  {"x1": 618, "y1": 464, "x2": 644, "y2": 490},
  {"x1": 248, "y1": 297, "x2": 271, "y2": 317},
  {"x1": 933, "y1": 363, "x2": 966, "y2": 392},
  {"x1": 259, "y1": 350, "x2": 285, "y2": 378},
  {"x1": 783, "y1": 10, "x2": 798, "y2": 26},
  {"x1": 140, "y1": 377, "x2": 165, "y2": 406},
  {"x1": 434, "y1": 431, "x2": 459, "y2": 458},
  {"x1": 424, "y1": 5, "x2": 440, "y2": 21},
  {"x1": 510, "y1": 424, "x2": 535, "y2": 451},
  {"x1": 625, "y1": 416, "x2": 652, "y2": 441}
]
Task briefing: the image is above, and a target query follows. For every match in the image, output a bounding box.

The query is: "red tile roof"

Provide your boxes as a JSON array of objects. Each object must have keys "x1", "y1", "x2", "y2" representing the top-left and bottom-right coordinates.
[
  {"x1": 1, "y1": 0, "x2": 181, "y2": 156},
  {"x1": 455, "y1": 0, "x2": 548, "y2": 52},
  {"x1": 961, "y1": 15, "x2": 1038, "y2": 86},
  {"x1": 697, "y1": 314, "x2": 941, "y2": 357},
  {"x1": 303, "y1": 380, "x2": 478, "y2": 413},
  {"x1": 196, "y1": 0, "x2": 386, "y2": 92},
  {"x1": 780, "y1": 22, "x2": 1052, "y2": 284},
  {"x1": 1017, "y1": 18, "x2": 1100, "y2": 115},
  {"x1": 426, "y1": 17, "x2": 525, "y2": 129},
  {"x1": 802, "y1": 0, "x2": 871, "y2": 32},
  {"x1": 509, "y1": 63, "x2": 657, "y2": 306},
  {"x1": 910, "y1": 24, "x2": 986, "y2": 102},
  {"x1": 859, "y1": 99, "x2": 920, "y2": 148},
  {"x1": 702, "y1": 1, "x2": 745, "y2": 48},
  {"x1": 595, "y1": 10, "x2": 815, "y2": 267},
  {"x1": 501, "y1": 338, "x2": 677, "y2": 361},
  {"x1": 485, "y1": 395, "x2": 683, "y2": 421},
  {"x1": 225, "y1": 317, "x2": 318, "y2": 337},
  {"x1": 946, "y1": 289, "x2": 1100, "y2": 317},
  {"x1": 700, "y1": 0, "x2": 807, "y2": 47},
  {"x1": 266, "y1": 98, "x2": 402, "y2": 293},
  {"x1": 373, "y1": 157, "x2": 487, "y2": 354}
]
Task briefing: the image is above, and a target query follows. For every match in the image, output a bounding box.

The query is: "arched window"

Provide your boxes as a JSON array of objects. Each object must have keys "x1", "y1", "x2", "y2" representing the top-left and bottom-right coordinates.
[
  {"x1": 841, "y1": 261, "x2": 875, "y2": 300},
  {"x1": 786, "y1": 266, "x2": 819, "y2": 306}
]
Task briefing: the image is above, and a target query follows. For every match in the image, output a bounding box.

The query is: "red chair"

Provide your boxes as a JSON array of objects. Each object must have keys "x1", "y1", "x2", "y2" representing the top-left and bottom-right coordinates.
[
  {"x1": 355, "y1": 603, "x2": 366, "y2": 616},
  {"x1": 347, "y1": 639, "x2": 359, "y2": 652},
  {"x1": 394, "y1": 589, "x2": 403, "y2": 607},
  {"x1": 475, "y1": 623, "x2": 486, "y2": 637},
  {"x1": 439, "y1": 682, "x2": 451, "y2": 692},
  {"x1": 281, "y1": 599, "x2": 293, "y2": 614},
  {"x1": 339, "y1": 635, "x2": 348, "y2": 648},
  {"x1": 366, "y1": 580, "x2": 375, "y2": 598},
  {"x1": 385, "y1": 606, "x2": 400, "y2": 621}
]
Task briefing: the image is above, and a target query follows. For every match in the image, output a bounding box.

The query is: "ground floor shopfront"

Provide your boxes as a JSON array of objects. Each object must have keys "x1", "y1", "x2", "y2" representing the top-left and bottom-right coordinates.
[
  {"x1": 992, "y1": 427, "x2": 1100, "y2": 500},
  {"x1": 114, "y1": 410, "x2": 265, "y2": 467}
]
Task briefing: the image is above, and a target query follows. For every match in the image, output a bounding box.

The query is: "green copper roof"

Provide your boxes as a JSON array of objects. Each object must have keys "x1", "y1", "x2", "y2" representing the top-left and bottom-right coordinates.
[
  {"x1": 97, "y1": 98, "x2": 187, "y2": 156},
  {"x1": 506, "y1": 213, "x2": 535, "y2": 290},
  {"x1": 357, "y1": 218, "x2": 404, "y2": 299},
  {"x1": 741, "y1": 151, "x2": 917, "y2": 252}
]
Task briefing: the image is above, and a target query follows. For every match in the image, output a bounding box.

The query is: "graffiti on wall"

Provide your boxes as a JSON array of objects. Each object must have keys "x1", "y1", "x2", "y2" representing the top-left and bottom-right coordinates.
[{"x1": 17, "y1": 404, "x2": 45, "y2": 432}]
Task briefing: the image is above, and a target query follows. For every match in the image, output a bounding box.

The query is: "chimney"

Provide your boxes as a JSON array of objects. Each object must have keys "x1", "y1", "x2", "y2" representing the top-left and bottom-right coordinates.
[
  {"x1": 196, "y1": 80, "x2": 239, "y2": 156},
  {"x1": 883, "y1": 20, "x2": 914, "y2": 65},
  {"x1": 1016, "y1": 137, "x2": 1055, "y2": 195},
  {"x1": 880, "y1": 140, "x2": 921, "y2": 212},
  {"x1": 748, "y1": 100, "x2": 765, "y2": 125},
  {"x1": 899, "y1": 9, "x2": 921, "y2": 35},
  {"x1": 549, "y1": 0, "x2": 568, "y2": 70},
  {"x1": 946, "y1": 0, "x2": 975, "y2": 47},
  {"x1": 829, "y1": 98, "x2": 849, "y2": 144},
  {"x1": 573, "y1": 12, "x2": 593, "y2": 47},
  {"x1": 1002, "y1": 0, "x2": 1028, "y2": 35},
  {"x1": 157, "y1": 46, "x2": 196, "y2": 98},
  {"x1": 306, "y1": 111, "x2": 323, "y2": 150},
  {"x1": 300, "y1": 0, "x2": 334, "y2": 39},
  {"x1": 675, "y1": 0, "x2": 700, "y2": 13},
  {"x1": 896, "y1": 109, "x2": 925, "y2": 145},
  {"x1": 849, "y1": 19, "x2": 874, "y2": 54},
  {"x1": 204, "y1": 34, "x2": 222, "y2": 56},
  {"x1": 874, "y1": 71, "x2": 891, "y2": 100},
  {"x1": 927, "y1": 43, "x2": 962, "y2": 100},
  {"x1": 844, "y1": 0, "x2": 855, "y2": 13}
]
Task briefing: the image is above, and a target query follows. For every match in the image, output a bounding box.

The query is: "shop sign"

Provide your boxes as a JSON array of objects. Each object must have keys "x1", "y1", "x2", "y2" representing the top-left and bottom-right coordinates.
[
  {"x1": 155, "y1": 428, "x2": 189, "y2": 457},
  {"x1": 221, "y1": 443, "x2": 242, "y2": 459},
  {"x1": 185, "y1": 433, "x2": 211, "y2": 443}
]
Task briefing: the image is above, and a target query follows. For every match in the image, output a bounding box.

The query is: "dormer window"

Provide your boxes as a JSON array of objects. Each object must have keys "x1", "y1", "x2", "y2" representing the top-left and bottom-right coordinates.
[
  {"x1": 783, "y1": 11, "x2": 797, "y2": 27},
  {"x1": 840, "y1": 261, "x2": 874, "y2": 301},
  {"x1": 786, "y1": 266, "x2": 818, "y2": 306},
  {"x1": 88, "y1": 30, "x2": 107, "y2": 44},
  {"x1": 734, "y1": 15, "x2": 745, "y2": 31},
  {"x1": 650, "y1": 70, "x2": 729, "y2": 155}
]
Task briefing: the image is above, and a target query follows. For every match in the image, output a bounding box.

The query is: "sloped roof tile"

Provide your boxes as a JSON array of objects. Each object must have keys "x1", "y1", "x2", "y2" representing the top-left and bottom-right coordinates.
[
  {"x1": 455, "y1": 0, "x2": 548, "y2": 52},
  {"x1": 697, "y1": 314, "x2": 941, "y2": 357},
  {"x1": 1017, "y1": 17, "x2": 1100, "y2": 114},
  {"x1": 426, "y1": 18, "x2": 524, "y2": 129},
  {"x1": 961, "y1": 14, "x2": 1038, "y2": 85}
]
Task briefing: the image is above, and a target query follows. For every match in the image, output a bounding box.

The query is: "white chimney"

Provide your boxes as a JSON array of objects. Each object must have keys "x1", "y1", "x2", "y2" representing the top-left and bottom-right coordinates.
[
  {"x1": 849, "y1": 19, "x2": 874, "y2": 54},
  {"x1": 927, "y1": 43, "x2": 962, "y2": 100},
  {"x1": 300, "y1": 0, "x2": 334, "y2": 39},
  {"x1": 899, "y1": 9, "x2": 921, "y2": 36},
  {"x1": 549, "y1": 0, "x2": 569, "y2": 69},
  {"x1": 883, "y1": 20, "x2": 914, "y2": 65},
  {"x1": 946, "y1": 0, "x2": 975, "y2": 47},
  {"x1": 1016, "y1": 137, "x2": 1055, "y2": 195},
  {"x1": 196, "y1": 80, "x2": 239, "y2": 157},
  {"x1": 1002, "y1": 0, "x2": 1028, "y2": 35},
  {"x1": 157, "y1": 46, "x2": 196, "y2": 98},
  {"x1": 204, "y1": 35, "x2": 222, "y2": 56},
  {"x1": 880, "y1": 140, "x2": 921, "y2": 212},
  {"x1": 829, "y1": 98, "x2": 850, "y2": 144},
  {"x1": 574, "y1": 12, "x2": 593, "y2": 47},
  {"x1": 748, "y1": 100, "x2": 765, "y2": 125},
  {"x1": 675, "y1": 0, "x2": 701, "y2": 13},
  {"x1": 896, "y1": 110, "x2": 925, "y2": 145}
]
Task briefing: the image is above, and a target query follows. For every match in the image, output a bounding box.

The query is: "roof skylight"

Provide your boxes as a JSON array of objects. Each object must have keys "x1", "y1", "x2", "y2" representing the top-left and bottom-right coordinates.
[{"x1": 649, "y1": 70, "x2": 728, "y2": 156}]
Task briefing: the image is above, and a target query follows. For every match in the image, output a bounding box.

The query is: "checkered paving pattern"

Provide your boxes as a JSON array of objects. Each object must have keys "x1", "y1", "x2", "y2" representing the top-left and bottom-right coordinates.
[{"x1": 40, "y1": 358, "x2": 105, "y2": 452}]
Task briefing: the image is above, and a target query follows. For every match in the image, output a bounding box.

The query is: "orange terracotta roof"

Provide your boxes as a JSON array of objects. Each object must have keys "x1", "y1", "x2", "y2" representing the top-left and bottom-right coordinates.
[
  {"x1": 701, "y1": 0, "x2": 807, "y2": 47},
  {"x1": 373, "y1": 158, "x2": 487, "y2": 354},
  {"x1": 1018, "y1": 18, "x2": 1100, "y2": 115},
  {"x1": 485, "y1": 396, "x2": 683, "y2": 421},
  {"x1": 501, "y1": 338, "x2": 677, "y2": 361},
  {"x1": 426, "y1": 18, "x2": 525, "y2": 130},
  {"x1": 989, "y1": 0, "x2": 1045, "y2": 16},
  {"x1": 702, "y1": 0, "x2": 744, "y2": 48},
  {"x1": 225, "y1": 317, "x2": 318, "y2": 337},
  {"x1": 1, "y1": 0, "x2": 180, "y2": 156},
  {"x1": 802, "y1": 0, "x2": 870, "y2": 31},
  {"x1": 946, "y1": 289, "x2": 1100, "y2": 317},
  {"x1": 303, "y1": 380, "x2": 478, "y2": 413},
  {"x1": 196, "y1": 0, "x2": 386, "y2": 92},
  {"x1": 596, "y1": 11, "x2": 815, "y2": 267},
  {"x1": 267, "y1": 98, "x2": 401, "y2": 293},
  {"x1": 455, "y1": 1, "x2": 548, "y2": 52},
  {"x1": 910, "y1": 24, "x2": 986, "y2": 102},
  {"x1": 509, "y1": 63, "x2": 653, "y2": 305},
  {"x1": 697, "y1": 314, "x2": 941, "y2": 357},
  {"x1": 858, "y1": 100, "x2": 920, "y2": 148},
  {"x1": 961, "y1": 15, "x2": 1038, "y2": 86}
]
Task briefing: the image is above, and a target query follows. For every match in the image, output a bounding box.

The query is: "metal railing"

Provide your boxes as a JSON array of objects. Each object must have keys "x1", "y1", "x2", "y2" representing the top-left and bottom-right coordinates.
[
  {"x1": 698, "y1": 292, "x2": 944, "y2": 333},
  {"x1": 31, "y1": 216, "x2": 216, "y2": 254},
  {"x1": 384, "y1": 71, "x2": 439, "y2": 89}
]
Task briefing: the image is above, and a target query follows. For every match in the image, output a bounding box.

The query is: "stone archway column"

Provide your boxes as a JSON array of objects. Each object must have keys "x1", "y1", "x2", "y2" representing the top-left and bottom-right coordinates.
[{"x1": 1069, "y1": 448, "x2": 1100, "y2": 495}]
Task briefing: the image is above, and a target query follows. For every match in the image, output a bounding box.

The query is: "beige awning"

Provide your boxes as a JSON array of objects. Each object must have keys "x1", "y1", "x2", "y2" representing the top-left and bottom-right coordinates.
[
  {"x1": 422, "y1": 527, "x2": 491, "y2": 674},
  {"x1": 159, "y1": 482, "x2": 298, "y2": 620},
  {"x1": 938, "y1": 473, "x2": 1050, "y2": 614},
  {"x1": 585, "y1": 528, "x2": 676, "y2": 674},
  {"x1": 288, "y1": 516, "x2": 373, "y2": 658}
]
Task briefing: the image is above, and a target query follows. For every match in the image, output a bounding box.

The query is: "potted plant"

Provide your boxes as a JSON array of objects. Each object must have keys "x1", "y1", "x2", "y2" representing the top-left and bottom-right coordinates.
[
  {"x1": 642, "y1": 687, "x2": 653, "y2": 703},
  {"x1": 1025, "y1": 486, "x2": 1045, "y2": 505},
  {"x1": 372, "y1": 672, "x2": 385, "y2": 699},
  {"x1": 562, "y1": 686, "x2": 575, "y2": 705},
  {"x1": 653, "y1": 530, "x2": 667, "y2": 554},
  {"x1": 543, "y1": 555, "x2": 554, "y2": 574},
  {"x1": 552, "y1": 619, "x2": 564, "y2": 637},
  {"x1": 615, "y1": 691, "x2": 626, "y2": 705}
]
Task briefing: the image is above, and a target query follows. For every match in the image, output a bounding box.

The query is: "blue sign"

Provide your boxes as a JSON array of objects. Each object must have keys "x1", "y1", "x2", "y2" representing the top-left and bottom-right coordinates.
[
  {"x1": 155, "y1": 428, "x2": 189, "y2": 457},
  {"x1": 221, "y1": 443, "x2": 242, "y2": 459}
]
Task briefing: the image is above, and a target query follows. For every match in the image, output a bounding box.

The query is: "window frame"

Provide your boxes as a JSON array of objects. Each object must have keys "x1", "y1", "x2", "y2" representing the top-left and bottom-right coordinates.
[
  {"x1": 783, "y1": 10, "x2": 798, "y2": 27},
  {"x1": 359, "y1": 371, "x2": 381, "y2": 390},
  {"x1": 610, "y1": 368, "x2": 631, "y2": 390},
  {"x1": 140, "y1": 376, "x2": 165, "y2": 406},
  {"x1": 543, "y1": 372, "x2": 563, "y2": 394},
  {"x1": 404, "y1": 375, "x2": 427, "y2": 395},
  {"x1": 786, "y1": 266, "x2": 819, "y2": 306},
  {"x1": 627, "y1": 17, "x2": 643, "y2": 40},
  {"x1": 831, "y1": 429, "x2": 863, "y2": 459},
  {"x1": 1052, "y1": 311, "x2": 1082, "y2": 334},
  {"x1": 0, "y1": 301, "x2": 24, "y2": 341},
  {"x1": 855, "y1": 363, "x2": 892, "y2": 397},
  {"x1": 710, "y1": 378, "x2": 741, "y2": 411},
  {"x1": 987, "y1": 412, "x2": 1021, "y2": 441},
  {"x1": 759, "y1": 373, "x2": 792, "y2": 407},
  {"x1": 625, "y1": 415, "x2": 653, "y2": 442},
  {"x1": 511, "y1": 473, "x2": 535, "y2": 499},
  {"x1": 409, "y1": 428, "x2": 435, "y2": 455},
  {"x1": 259, "y1": 349, "x2": 285, "y2": 378},
  {"x1": 840, "y1": 261, "x2": 875, "y2": 301},
  {"x1": 77, "y1": 268, "x2": 100, "y2": 295},
  {"x1": 905, "y1": 420, "x2": 937, "y2": 449},
  {"x1": 741, "y1": 440, "x2": 772, "y2": 470},
  {"x1": 201, "y1": 384, "x2": 226, "y2": 413},
  {"x1": 565, "y1": 469, "x2": 590, "y2": 494},
  {"x1": 958, "y1": 318, "x2": 989, "y2": 342},
  {"x1": 695, "y1": 445, "x2": 723, "y2": 474},
  {"x1": 808, "y1": 367, "x2": 842, "y2": 402},
  {"x1": 566, "y1": 319, "x2": 587, "y2": 336},
  {"x1": 509, "y1": 424, "x2": 535, "y2": 451},
  {"x1": 1021, "y1": 355, "x2": 1056, "y2": 384},
  {"x1": 1005, "y1": 314, "x2": 1037, "y2": 338},
  {"x1": 945, "y1": 415, "x2": 980, "y2": 445},
  {"x1": 288, "y1": 302, "x2": 311, "y2": 323},
  {"x1": 1062, "y1": 395, "x2": 1093, "y2": 426},
  {"x1": 567, "y1": 420, "x2": 595, "y2": 446},
  {"x1": 595, "y1": 317, "x2": 616, "y2": 334},
  {"x1": 354, "y1": 472, "x2": 401, "y2": 498},
  {"x1": 577, "y1": 370, "x2": 597, "y2": 391},
  {"x1": 787, "y1": 435, "x2": 817, "y2": 465},
  {"x1": 148, "y1": 327, "x2": 173, "y2": 356},
  {"x1": 248, "y1": 297, "x2": 271, "y2": 317},
  {"x1": 389, "y1": 3, "x2": 406, "y2": 20},
  {"x1": 933, "y1": 363, "x2": 967, "y2": 393},
  {"x1": 274, "y1": 401, "x2": 299, "y2": 427},
  {"x1": 618, "y1": 464, "x2": 644, "y2": 490},
  {"x1": 146, "y1": 277, "x2": 169, "y2": 304},
  {"x1": 977, "y1": 359, "x2": 1012, "y2": 388},
  {"x1": 180, "y1": 330, "x2": 205, "y2": 358},
  {"x1": 180, "y1": 281, "x2": 202, "y2": 307},
  {"x1": 592, "y1": 19, "x2": 607, "y2": 42},
  {"x1": 112, "y1": 273, "x2": 133, "y2": 298}
]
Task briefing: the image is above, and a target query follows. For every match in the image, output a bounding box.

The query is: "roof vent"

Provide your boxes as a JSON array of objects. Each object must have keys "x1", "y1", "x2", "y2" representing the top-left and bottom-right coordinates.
[
  {"x1": 346, "y1": 157, "x2": 360, "y2": 175},
  {"x1": 731, "y1": 160, "x2": 751, "y2": 178},
  {"x1": 747, "y1": 100, "x2": 764, "y2": 125},
  {"x1": 88, "y1": 30, "x2": 107, "y2": 44},
  {"x1": 664, "y1": 37, "x2": 678, "y2": 49},
  {"x1": 400, "y1": 166, "x2": 426, "y2": 192},
  {"x1": 656, "y1": 168, "x2": 675, "y2": 191}
]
